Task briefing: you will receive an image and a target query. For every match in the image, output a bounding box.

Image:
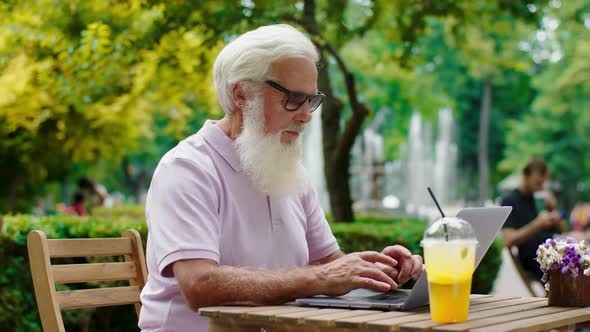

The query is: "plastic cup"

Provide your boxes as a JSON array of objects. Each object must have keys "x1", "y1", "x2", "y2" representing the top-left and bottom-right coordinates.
[{"x1": 422, "y1": 217, "x2": 478, "y2": 323}]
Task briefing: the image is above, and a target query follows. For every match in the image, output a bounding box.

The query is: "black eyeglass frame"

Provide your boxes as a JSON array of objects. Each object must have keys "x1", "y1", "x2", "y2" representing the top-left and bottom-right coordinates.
[{"x1": 265, "y1": 80, "x2": 325, "y2": 112}]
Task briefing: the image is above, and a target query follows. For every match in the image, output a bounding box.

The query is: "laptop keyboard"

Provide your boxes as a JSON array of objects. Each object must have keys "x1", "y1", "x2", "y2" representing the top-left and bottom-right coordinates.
[{"x1": 367, "y1": 291, "x2": 408, "y2": 303}]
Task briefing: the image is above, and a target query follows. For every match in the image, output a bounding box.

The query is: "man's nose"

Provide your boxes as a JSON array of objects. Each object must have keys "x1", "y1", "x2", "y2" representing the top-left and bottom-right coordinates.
[{"x1": 293, "y1": 103, "x2": 312, "y2": 124}]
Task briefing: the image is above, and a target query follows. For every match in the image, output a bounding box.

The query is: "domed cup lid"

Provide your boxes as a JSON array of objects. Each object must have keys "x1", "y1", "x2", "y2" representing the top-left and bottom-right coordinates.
[{"x1": 421, "y1": 217, "x2": 478, "y2": 244}]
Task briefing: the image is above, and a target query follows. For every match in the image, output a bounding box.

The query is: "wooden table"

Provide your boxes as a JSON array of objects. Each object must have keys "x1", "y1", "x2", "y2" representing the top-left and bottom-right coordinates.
[{"x1": 199, "y1": 295, "x2": 590, "y2": 331}]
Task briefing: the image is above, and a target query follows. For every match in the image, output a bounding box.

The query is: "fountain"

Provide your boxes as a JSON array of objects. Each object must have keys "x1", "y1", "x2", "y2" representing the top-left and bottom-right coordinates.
[
  {"x1": 302, "y1": 107, "x2": 330, "y2": 211},
  {"x1": 387, "y1": 108, "x2": 459, "y2": 217},
  {"x1": 305, "y1": 106, "x2": 459, "y2": 218},
  {"x1": 352, "y1": 108, "x2": 459, "y2": 217},
  {"x1": 433, "y1": 108, "x2": 458, "y2": 206}
]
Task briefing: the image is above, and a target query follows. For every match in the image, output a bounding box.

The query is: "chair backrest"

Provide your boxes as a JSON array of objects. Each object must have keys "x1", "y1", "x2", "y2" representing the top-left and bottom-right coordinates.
[
  {"x1": 507, "y1": 245, "x2": 544, "y2": 297},
  {"x1": 27, "y1": 229, "x2": 148, "y2": 332}
]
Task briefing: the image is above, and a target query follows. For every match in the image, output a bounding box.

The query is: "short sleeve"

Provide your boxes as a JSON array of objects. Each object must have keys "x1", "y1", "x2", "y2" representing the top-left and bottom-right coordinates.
[
  {"x1": 146, "y1": 158, "x2": 221, "y2": 277},
  {"x1": 304, "y1": 189, "x2": 340, "y2": 262},
  {"x1": 501, "y1": 194, "x2": 518, "y2": 229}
]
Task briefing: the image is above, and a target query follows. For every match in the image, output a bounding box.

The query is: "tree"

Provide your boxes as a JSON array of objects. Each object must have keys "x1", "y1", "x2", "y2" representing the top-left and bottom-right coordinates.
[
  {"x1": 385, "y1": 11, "x2": 548, "y2": 204},
  {"x1": 293, "y1": 0, "x2": 548, "y2": 220},
  {"x1": 501, "y1": 0, "x2": 590, "y2": 209},
  {"x1": 447, "y1": 12, "x2": 540, "y2": 204},
  {"x1": 0, "y1": 1, "x2": 220, "y2": 211},
  {"x1": 0, "y1": 0, "x2": 552, "y2": 218}
]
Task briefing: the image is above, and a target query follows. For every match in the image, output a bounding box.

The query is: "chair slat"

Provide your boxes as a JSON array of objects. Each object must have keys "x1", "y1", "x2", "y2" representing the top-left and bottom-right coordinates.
[
  {"x1": 52, "y1": 262, "x2": 136, "y2": 284},
  {"x1": 47, "y1": 238, "x2": 133, "y2": 257},
  {"x1": 57, "y1": 286, "x2": 140, "y2": 310}
]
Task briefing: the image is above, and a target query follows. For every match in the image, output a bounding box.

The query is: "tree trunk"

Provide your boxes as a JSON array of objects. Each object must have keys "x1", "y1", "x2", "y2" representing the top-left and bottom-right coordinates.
[
  {"x1": 478, "y1": 78, "x2": 492, "y2": 204},
  {"x1": 122, "y1": 157, "x2": 145, "y2": 203},
  {"x1": 301, "y1": 0, "x2": 368, "y2": 222},
  {"x1": 318, "y1": 63, "x2": 354, "y2": 221},
  {"x1": 8, "y1": 173, "x2": 20, "y2": 213}
]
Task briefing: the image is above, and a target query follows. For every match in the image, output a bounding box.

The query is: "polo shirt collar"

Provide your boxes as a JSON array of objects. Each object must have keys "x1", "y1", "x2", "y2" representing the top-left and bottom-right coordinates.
[{"x1": 200, "y1": 120, "x2": 242, "y2": 172}]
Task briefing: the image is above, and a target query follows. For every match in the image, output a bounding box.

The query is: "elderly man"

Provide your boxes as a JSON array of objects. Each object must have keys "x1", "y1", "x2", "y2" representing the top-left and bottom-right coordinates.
[{"x1": 139, "y1": 24, "x2": 423, "y2": 331}]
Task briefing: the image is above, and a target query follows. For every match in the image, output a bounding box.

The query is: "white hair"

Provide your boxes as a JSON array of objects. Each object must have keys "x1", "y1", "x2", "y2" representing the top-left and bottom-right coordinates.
[{"x1": 213, "y1": 24, "x2": 320, "y2": 113}]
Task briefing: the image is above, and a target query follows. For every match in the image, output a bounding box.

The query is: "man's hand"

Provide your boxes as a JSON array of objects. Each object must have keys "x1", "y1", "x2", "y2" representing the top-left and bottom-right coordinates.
[
  {"x1": 536, "y1": 211, "x2": 563, "y2": 230},
  {"x1": 315, "y1": 251, "x2": 399, "y2": 296},
  {"x1": 381, "y1": 245, "x2": 423, "y2": 285}
]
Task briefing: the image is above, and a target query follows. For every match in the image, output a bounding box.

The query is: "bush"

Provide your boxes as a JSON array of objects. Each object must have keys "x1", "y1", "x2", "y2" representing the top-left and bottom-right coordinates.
[
  {"x1": 0, "y1": 213, "x2": 503, "y2": 331},
  {"x1": 91, "y1": 205, "x2": 146, "y2": 220}
]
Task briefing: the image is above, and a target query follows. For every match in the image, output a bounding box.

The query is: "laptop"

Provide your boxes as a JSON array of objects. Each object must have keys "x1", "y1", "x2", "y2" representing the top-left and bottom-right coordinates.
[{"x1": 295, "y1": 206, "x2": 512, "y2": 311}]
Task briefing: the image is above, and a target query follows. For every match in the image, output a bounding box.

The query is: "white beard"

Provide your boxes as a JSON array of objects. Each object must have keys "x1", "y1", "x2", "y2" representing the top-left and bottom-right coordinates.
[{"x1": 235, "y1": 97, "x2": 309, "y2": 197}]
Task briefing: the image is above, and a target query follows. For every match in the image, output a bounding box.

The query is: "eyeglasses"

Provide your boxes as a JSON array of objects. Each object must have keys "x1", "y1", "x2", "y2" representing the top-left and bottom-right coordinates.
[{"x1": 265, "y1": 80, "x2": 325, "y2": 113}]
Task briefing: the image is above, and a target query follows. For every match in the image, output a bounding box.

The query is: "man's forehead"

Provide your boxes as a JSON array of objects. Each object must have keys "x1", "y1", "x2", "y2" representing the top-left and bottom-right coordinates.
[{"x1": 268, "y1": 58, "x2": 318, "y2": 93}]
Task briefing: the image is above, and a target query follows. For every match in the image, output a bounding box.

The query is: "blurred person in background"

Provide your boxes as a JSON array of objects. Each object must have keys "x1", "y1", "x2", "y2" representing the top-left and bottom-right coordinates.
[
  {"x1": 501, "y1": 158, "x2": 566, "y2": 279},
  {"x1": 57, "y1": 192, "x2": 88, "y2": 216},
  {"x1": 78, "y1": 176, "x2": 113, "y2": 208}
]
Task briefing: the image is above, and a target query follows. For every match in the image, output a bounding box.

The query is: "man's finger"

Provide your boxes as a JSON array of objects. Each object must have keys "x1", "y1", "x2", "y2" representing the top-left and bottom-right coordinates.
[
  {"x1": 355, "y1": 277, "x2": 392, "y2": 292},
  {"x1": 360, "y1": 268, "x2": 398, "y2": 290},
  {"x1": 358, "y1": 251, "x2": 397, "y2": 267},
  {"x1": 397, "y1": 258, "x2": 413, "y2": 284},
  {"x1": 382, "y1": 245, "x2": 412, "y2": 259},
  {"x1": 375, "y1": 262, "x2": 399, "y2": 279},
  {"x1": 410, "y1": 255, "x2": 424, "y2": 279}
]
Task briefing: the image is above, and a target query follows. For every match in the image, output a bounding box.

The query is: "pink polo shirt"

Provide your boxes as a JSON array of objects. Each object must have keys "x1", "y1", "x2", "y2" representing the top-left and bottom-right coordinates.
[{"x1": 138, "y1": 120, "x2": 339, "y2": 331}]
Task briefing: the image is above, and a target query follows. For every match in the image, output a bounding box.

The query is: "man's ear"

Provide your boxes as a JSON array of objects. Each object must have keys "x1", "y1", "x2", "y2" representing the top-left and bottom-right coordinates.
[{"x1": 231, "y1": 83, "x2": 247, "y2": 113}]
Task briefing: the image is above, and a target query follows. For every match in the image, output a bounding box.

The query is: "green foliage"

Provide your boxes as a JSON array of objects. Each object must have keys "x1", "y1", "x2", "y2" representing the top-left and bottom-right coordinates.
[
  {"x1": 331, "y1": 219, "x2": 426, "y2": 258},
  {"x1": 322, "y1": 2, "x2": 545, "y2": 195},
  {"x1": 0, "y1": 1, "x2": 221, "y2": 211},
  {"x1": 501, "y1": 1, "x2": 590, "y2": 207},
  {"x1": 0, "y1": 212, "x2": 503, "y2": 330},
  {"x1": 91, "y1": 205, "x2": 146, "y2": 220}
]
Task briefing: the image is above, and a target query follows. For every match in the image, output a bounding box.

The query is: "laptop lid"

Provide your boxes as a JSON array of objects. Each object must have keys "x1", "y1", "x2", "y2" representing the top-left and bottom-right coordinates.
[
  {"x1": 457, "y1": 207, "x2": 512, "y2": 271},
  {"x1": 296, "y1": 206, "x2": 512, "y2": 310}
]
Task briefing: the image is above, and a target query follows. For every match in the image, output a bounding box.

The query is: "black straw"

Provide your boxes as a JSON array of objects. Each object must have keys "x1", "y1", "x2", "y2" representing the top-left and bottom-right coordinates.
[{"x1": 428, "y1": 187, "x2": 448, "y2": 241}]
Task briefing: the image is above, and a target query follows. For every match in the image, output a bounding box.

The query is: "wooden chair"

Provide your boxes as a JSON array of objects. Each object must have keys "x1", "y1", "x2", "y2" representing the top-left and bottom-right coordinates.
[
  {"x1": 507, "y1": 245, "x2": 545, "y2": 297},
  {"x1": 27, "y1": 229, "x2": 148, "y2": 332}
]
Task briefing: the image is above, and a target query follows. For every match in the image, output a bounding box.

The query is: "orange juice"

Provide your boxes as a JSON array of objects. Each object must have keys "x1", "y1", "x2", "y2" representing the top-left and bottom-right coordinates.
[
  {"x1": 423, "y1": 240, "x2": 476, "y2": 323},
  {"x1": 428, "y1": 275, "x2": 472, "y2": 322}
]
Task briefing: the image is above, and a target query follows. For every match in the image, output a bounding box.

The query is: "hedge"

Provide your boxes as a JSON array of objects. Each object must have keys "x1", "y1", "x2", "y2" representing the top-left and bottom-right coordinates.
[
  {"x1": 91, "y1": 205, "x2": 146, "y2": 221},
  {"x1": 0, "y1": 213, "x2": 502, "y2": 331}
]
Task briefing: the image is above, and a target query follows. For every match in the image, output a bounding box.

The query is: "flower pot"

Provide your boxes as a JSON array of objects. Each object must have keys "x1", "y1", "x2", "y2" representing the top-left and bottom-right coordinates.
[{"x1": 548, "y1": 271, "x2": 590, "y2": 307}]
